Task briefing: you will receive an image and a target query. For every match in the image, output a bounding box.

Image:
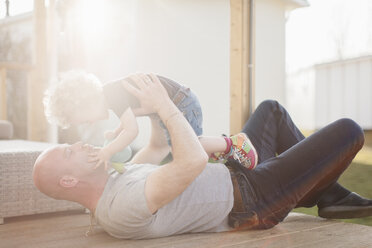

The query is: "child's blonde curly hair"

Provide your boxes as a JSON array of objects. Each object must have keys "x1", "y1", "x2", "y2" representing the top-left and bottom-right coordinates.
[{"x1": 43, "y1": 70, "x2": 103, "y2": 128}]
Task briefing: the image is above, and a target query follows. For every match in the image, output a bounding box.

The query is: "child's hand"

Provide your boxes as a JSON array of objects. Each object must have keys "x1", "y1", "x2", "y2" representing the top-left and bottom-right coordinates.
[
  {"x1": 104, "y1": 130, "x2": 117, "y2": 141},
  {"x1": 88, "y1": 147, "x2": 112, "y2": 170}
]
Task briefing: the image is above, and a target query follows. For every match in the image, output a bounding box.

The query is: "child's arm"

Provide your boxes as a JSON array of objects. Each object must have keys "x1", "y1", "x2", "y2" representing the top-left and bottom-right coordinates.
[
  {"x1": 90, "y1": 107, "x2": 139, "y2": 170},
  {"x1": 129, "y1": 115, "x2": 170, "y2": 165},
  {"x1": 104, "y1": 123, "x2": 123, "y2": 141}
]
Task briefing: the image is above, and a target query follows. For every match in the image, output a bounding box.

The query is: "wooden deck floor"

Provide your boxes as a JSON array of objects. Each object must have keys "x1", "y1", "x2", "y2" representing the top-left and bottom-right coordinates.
[{"x1": 1, "y1": 211, "x2": 371, "y2": 248}]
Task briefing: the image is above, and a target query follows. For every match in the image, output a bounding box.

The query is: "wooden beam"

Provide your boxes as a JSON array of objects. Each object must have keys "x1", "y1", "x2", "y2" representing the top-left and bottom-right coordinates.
[
  {"x1": 45, "y1": 0, "x2": 58, "y2": 143},
  {"x1": 27, "y1": 0, "x2": 58, "y2": 142},
  {"x1": 0, "y1": 68, "x2": 7, "y2": 120},
  {"x1": 28, "y1": 0, "x2": 49, "y2": 141},
  {"x1": 230, "y1": 0, "x2": 243, "y2": 135},
  {"x1": 230, "y1": 0, "x2": 254, "y2": 134}
]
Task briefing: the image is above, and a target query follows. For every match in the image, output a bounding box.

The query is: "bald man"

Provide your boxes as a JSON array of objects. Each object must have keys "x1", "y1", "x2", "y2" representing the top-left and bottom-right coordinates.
[
  {"x1": 34, "y1": 74, "x2": 372, "y2": 239},
  {"x1": 33, "y1": 141, "x2": 109, "y2": 208}
]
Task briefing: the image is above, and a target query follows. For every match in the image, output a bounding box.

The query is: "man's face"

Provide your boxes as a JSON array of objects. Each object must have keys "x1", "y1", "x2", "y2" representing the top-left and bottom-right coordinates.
[
  {"x1": 58, "y1": 142, "x2": 96, "y2": 174},
  {"x1": 33, "y1": 141, "x2": 98, "y2": 197}
]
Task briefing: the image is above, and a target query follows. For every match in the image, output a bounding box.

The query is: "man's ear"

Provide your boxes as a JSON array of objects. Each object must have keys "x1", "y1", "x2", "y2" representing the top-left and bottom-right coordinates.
[{"x1": 59, "y1": 175, "x2": 79, "y2": 188}]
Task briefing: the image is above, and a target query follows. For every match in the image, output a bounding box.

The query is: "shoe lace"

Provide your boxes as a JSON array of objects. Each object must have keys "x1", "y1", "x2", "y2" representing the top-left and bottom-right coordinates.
[{"x1": 232, "y1": 148, "x2": 252, "y2": 166}]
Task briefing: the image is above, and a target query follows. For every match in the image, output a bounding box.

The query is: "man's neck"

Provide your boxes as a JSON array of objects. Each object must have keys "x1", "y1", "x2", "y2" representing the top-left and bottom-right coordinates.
[{"x1": 76, "y1": 172, "x2": 110, "y2": 213}]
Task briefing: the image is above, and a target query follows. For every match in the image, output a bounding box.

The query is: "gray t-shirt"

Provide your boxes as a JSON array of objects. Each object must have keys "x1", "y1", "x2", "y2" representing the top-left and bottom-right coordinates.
[{"x1": 94, "y1": 163, "x2": 234, "y2": 239}]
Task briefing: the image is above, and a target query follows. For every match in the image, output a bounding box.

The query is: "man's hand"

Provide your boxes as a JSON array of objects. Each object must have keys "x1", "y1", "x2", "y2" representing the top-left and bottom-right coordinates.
[
  {"x1": 88, "y1": 147, "x2": 112, "y2": 170},
  {"x1": 123, "y1": 73, "x2": 171, "y2": 114}
]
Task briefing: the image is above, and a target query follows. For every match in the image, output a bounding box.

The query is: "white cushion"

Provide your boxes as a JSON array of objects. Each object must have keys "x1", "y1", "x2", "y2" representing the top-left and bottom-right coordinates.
[{"x1": 0, "y1": 120, "x2": 13, "y2": 139}]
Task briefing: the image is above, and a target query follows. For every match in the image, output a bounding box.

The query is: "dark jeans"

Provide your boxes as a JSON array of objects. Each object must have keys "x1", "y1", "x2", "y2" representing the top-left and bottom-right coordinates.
[{"x1": 228, "y1": 100, "x2": 364, "y2": 229}]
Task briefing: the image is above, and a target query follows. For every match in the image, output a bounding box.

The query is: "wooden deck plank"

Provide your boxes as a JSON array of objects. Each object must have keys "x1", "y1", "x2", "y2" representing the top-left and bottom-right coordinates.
[
  {"x1": 0, "y1": 212, "x2": 371, "y2": 248},
  {"x1": 223, "y1": 222, "x2": 372, "y2": 248}
]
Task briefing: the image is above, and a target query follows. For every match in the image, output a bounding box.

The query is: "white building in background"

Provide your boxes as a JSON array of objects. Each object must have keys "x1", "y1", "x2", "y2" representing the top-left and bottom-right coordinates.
[
  {"x1": 79, "y1": 0, "x2": 309, "y2": 148},
  {"x1": 82, "y1": 0, "x2": 230, "y2": 140},
  {"x1": 0, "y1": 0, "x2": 309, "y2": 144},
  {"x1": 287, "y1": 55, "x2": 372, "y2": 130},
  {"x1": 254, "y1": 0, "x2": 309, "y2": 107}
]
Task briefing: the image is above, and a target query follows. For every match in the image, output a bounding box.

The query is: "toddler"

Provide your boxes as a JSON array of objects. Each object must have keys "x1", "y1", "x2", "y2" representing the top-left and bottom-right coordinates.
[{"x1": 44, "y1": 71, "x2": 257, "y2": 170}]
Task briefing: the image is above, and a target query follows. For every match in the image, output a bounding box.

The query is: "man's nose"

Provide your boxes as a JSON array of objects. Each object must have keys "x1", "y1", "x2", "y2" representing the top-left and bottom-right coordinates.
[
  {"x1": 82, "y1": 143, "x2": 95, "y2": 151},
  {"x1": 71, "y1": 141, "x2": 83, "y2": 150}
]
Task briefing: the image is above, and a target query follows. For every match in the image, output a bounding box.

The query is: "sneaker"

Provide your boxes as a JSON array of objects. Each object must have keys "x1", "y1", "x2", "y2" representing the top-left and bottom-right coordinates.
[
  {"x1": 228, "y1": 133, "x2": 258, "y2": 170},
  {"x1": 210, "y1": 133, "x2": 258, "y2": 170},
  {"x1": 209, "y1": 151, "x2": 228, "y2": 164},
  {"x1": 318, "y1": 192, "x2": 372, "y2": 219}
]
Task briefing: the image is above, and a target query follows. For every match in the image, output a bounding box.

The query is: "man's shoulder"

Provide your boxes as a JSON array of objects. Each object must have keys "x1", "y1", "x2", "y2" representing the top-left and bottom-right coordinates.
[{"x1": 95, "y1": 164, "x2": 157, "y2": 237}]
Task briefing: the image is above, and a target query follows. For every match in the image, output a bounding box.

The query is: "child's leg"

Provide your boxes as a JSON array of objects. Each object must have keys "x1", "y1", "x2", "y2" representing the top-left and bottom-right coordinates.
[
  {"x1": 198, "y1": 136, "x2": 227, "y2": 156},
  {"x1": 199, "y1": 134, "x2": 258, "y2": 170},
  {"x1": 173, "y1": 88, "x2": 257, "y2": 168},
  {"x1": 131, "y1": 116, "x2": 171, "y2": 165}
]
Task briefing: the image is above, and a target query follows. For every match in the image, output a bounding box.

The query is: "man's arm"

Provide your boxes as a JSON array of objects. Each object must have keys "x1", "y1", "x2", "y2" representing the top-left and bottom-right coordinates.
[{"x1": 123, "y1": 74, "x2": 208, "y2": 214}]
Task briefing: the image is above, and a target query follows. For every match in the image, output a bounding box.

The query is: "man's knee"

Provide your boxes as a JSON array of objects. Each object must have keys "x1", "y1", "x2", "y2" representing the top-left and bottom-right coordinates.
[
  {"x1": 255, "y1": 100, "x2": 280, "y2": 114},
  {"x1": 336, "y1": 118, "x2": 364, "y2": 148}
]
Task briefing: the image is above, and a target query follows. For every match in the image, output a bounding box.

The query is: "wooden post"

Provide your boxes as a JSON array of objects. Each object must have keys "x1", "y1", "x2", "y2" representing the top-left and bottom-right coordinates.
[
  {"x1": 28, "y1": 0, "x2": 55, "y2": 141},
  {"x1": 0, "y1": 68, "x2": 7, "y2": 120},
  {"x1": 46, "y1": 0, "x2": 58, "y2": 143},
  {"x1": 230, "y1": 0, "x2": 254, "y2": 134}
]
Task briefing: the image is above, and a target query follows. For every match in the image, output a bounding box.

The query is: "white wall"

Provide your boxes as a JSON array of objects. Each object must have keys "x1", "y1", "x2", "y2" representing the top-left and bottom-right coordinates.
[
  {"x1": 255, "y1": 0, "x2": 286, "y2": 107},
  {"x1": 72, "y1": 0, "x2": 295, "y2": 147},
  {"x1": 133, "y1": 0, "x2": 230, "y2": 137},
  {"x1": 286, "y1": 67, "x2": 315, "y2": 130},
  {"x1": 80, "y1": 0, "x2": 230, "y2": 148}
]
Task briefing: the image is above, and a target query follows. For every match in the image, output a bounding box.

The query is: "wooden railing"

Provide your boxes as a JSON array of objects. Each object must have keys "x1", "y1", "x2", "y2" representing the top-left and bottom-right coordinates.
[{"x1": 0, "y1": 62, "x2": 33, "y2": 120}]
